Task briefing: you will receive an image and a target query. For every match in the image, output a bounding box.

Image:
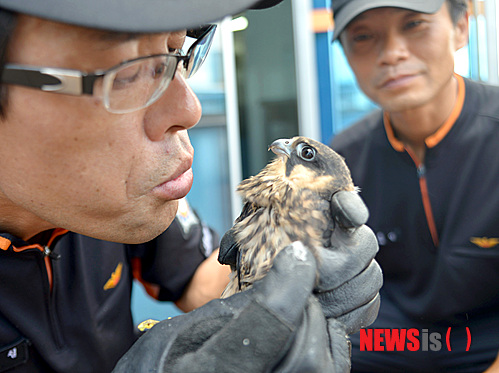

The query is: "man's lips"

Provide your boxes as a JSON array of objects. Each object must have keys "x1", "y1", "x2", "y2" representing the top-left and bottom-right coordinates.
[
  {"x1": 152, "y1": 162, "x2": 194, "y2": 201},
  {"x1": 379, "y1": 73, "x2": 419, "y2": 89}
]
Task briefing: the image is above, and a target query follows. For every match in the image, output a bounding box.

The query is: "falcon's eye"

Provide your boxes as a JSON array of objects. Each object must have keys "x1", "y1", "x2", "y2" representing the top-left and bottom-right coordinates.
[{"x1": 299, "y1": 145, "x2": 316, "y2": 161}]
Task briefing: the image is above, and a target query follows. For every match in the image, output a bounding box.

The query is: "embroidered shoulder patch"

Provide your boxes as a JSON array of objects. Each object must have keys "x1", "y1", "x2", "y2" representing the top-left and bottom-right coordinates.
[
  {"x1": 470, "y1": 237, "x2": 499, "y2": 249},
  {"x1": 103, "y1": 262, "x2": 123, "y2": 290},
  {"x1": 176, "y1": 198, "x2": 199, "y2": 238},
  {"x1": 137, "y1": 319, "x2": 161, "y2": 332}
]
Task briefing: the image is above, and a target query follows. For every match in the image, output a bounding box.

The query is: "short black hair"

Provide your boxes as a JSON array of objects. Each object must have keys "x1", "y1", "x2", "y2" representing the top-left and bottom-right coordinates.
[
  {"x1": 447, "y1": 0, "x2": 468, "y2": 25},
  {"x1": 0, "y1": 9, "x2": 17, "y2": 118}
]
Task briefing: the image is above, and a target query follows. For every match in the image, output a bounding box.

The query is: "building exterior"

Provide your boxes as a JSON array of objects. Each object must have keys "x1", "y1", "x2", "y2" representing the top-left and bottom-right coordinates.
[{"x1": 132, "y1": 0, "x2": 499, "y2": 323}]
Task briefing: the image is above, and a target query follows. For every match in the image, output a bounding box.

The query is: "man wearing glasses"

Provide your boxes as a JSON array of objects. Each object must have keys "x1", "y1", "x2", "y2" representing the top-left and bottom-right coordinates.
[{"x1": 0, "y1": 0, "x2": 381, "y2": 371}]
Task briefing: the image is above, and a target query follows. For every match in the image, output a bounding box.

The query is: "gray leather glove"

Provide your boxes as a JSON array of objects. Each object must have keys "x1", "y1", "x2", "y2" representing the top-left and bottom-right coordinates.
[
  {"x1": 314, "y1": 190, "x2": 382, "y2": 372},
  {"x1": 113, "y1": 243, "x2": 335, "y2": 373},
  {"x1": 318, "y1": 190, "x2": 381, "y2": 331}
]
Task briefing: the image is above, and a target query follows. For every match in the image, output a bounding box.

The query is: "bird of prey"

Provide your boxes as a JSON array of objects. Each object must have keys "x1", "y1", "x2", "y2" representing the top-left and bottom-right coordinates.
[{"x1": 221, "y1": 136, "x2": 355, "y2": 297}]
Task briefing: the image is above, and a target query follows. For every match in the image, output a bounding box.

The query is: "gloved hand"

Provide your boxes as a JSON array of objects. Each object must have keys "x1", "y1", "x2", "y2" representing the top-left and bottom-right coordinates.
[
  {"x1": 316, "y1": 190, "x2": 382, "y2": 330},
  {"x1": 316, "y1": 190, "x2": 382, "y2": 372},
  {"x1": 113, "y1": 243, "x2": 336, "y2": 373},
  {"x1": 219, "y1": 190, "x2": 382, "y2": 373}
]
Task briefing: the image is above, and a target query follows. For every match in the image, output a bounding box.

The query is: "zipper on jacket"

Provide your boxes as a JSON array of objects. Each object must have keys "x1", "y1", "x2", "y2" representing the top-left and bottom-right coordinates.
[
  {"x1": 12, "y1": 229, "x2": 67, "y2": 349},
  {"x1": 43, "y1": 245, "x2": 61, "y2": 260},
  {"x1": 42, "y1": 230, "x2": 67, "y2": 349},
  {"x1": 405, "y1": 147, "x2": 439, "y2": 248}
]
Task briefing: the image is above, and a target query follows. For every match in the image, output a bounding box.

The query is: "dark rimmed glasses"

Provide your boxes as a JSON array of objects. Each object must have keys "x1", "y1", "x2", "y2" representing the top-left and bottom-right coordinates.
[{"x1": 1, "y1": 24, "x2": 217, "y2": 114}]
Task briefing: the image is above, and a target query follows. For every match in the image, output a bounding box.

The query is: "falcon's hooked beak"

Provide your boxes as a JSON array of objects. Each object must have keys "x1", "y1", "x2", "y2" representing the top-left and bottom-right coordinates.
[{"x1": 269, "y1": 138, "x2": 293, "y2": 158}]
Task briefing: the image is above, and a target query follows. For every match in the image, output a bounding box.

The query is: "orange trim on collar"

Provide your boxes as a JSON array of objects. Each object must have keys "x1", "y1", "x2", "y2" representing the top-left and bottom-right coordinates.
[
  {"x1": 13, "y1": 243, "x2": 43, "y2": 253},
  {"x1": 3, "y1": 228, "x2": 68, "y2": 292},
  {"x1": 383, "y1": 74, "x2": 466, "y2": 152},
  {"x1": 425, "y1": 74, "x2": 465, "y2": 148},
  {"x1": 12, "y1": 228, "x2": 69, "y2": 252},
  {"x1": 0, "y1": 236, "x2": 11, "y2": 250},
  {"x1": 384, "y1": 111, "x2": 405, "y2": 152},
  {"x1": 47, "y1": 228, "x2": 69, "y2": 246}
]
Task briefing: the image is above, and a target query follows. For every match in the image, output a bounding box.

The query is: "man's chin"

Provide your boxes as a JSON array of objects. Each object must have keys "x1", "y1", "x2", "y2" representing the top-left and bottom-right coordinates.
[
  {"x1": 131, "y1": 201, "x2": 179, "y2": 244},
  {"x1": 100, "y1": 200, "x2": 179, "y2": 244}
]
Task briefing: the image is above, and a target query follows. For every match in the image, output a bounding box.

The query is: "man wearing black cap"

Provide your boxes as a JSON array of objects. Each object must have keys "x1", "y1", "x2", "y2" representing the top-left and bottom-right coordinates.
[
  {"x1": 0, "y1": 0, "x2": 382, "y2": 371},
  {"x1": 331, "y1": 0, "x2": 499, "y2": 371}
]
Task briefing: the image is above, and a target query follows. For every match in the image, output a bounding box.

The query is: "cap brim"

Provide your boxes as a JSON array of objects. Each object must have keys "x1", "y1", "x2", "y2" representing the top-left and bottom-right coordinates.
[
  {"x1": 0, "y1": 0, "x2": 283, "y2": 33},
  {"x1": 251, "y1": 0, "x2": 284, "y2": 10},
  {"x1": 333, "y1": 0, "x2": 445, "y2": 41}
]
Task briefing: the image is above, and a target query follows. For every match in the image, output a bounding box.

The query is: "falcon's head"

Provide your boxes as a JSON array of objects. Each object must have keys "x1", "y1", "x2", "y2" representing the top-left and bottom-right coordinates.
[{"x1": 237, "y1": 136, "x2": 355, "y2": 205}]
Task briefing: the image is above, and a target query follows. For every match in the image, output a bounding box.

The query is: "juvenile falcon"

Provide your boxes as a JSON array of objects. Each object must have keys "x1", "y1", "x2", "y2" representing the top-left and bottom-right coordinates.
[{"x1": 220, "y1": 136, "x2": 356, "y2": 297}]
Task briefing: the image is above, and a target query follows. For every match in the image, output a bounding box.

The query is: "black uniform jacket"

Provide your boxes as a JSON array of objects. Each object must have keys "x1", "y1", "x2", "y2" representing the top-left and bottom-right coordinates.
[
  {"x1": 0, "y1": 201, "x2": 218, "y2": 372},
  {"x1": 332, "y1": 75, "x2": 499, "y2": 326}
]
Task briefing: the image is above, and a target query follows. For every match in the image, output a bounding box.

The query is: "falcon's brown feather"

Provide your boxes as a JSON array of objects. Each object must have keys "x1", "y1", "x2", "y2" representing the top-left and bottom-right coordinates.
[{"x1": 221, "y1": 136, "x2": 355, "y2": 297}]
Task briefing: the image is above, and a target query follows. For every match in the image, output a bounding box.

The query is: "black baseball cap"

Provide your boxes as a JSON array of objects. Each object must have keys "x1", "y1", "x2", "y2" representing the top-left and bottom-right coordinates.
[
  {"x1": 332, "y1": 0, "x2": 445, "y2": 40},
  {"x1": 0, "y1": 0, "x2": 284, "y2": 33}
]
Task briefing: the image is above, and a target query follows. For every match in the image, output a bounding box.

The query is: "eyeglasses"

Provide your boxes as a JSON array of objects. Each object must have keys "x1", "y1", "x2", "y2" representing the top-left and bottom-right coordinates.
[{"x1": 1, "y1": 24, "x2": 217, "y2": 114}]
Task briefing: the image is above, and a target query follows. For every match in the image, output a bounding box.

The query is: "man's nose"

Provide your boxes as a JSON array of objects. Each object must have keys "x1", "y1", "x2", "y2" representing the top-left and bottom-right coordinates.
[
  {"x1": 377, "y1": 30, "x2": 410, "y2": 66},
  {"x1": 142, "y1": 71, "x2": 202, "y2": 141}
]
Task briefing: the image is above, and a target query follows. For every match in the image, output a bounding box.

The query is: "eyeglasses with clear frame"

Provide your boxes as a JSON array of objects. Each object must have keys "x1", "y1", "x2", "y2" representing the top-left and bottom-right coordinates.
[{"x1": 1, "y1": 24, "x2": 217, "y2": 114}]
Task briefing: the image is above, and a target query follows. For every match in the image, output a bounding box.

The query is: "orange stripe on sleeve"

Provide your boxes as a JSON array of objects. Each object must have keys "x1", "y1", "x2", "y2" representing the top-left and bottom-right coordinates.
[{"x1": 131, "y1": 257, "x2": 160, "y2": 299}]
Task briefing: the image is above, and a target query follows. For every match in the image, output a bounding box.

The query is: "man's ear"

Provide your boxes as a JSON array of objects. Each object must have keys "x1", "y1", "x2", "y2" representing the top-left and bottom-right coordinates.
[{"x1": 454, "y1": 10, "x2": 469, "y2": 51}]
